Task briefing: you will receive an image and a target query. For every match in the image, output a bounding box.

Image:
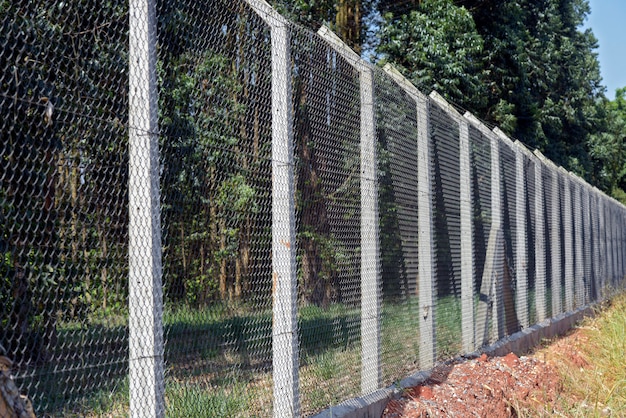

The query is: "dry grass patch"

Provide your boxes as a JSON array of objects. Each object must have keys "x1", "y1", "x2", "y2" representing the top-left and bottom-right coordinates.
[{"x1": 528, "y1": 293, "x2": 626, "y2": 417}]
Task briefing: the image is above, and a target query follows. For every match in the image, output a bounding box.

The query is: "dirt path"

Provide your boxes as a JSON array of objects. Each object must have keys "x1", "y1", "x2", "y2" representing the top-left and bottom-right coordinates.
[{"x1": 382, "y1": 328, "x2": 592, "y2": 417}]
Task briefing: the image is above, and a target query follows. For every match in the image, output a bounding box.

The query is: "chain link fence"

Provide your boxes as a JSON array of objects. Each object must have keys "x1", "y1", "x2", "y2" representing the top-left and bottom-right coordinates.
[
  {"x1": 1, "y1": 0, "x2": 130, "y2": 415},
  {"x1": 2, "y1": 0, "x2": 626, "y2": 417}
]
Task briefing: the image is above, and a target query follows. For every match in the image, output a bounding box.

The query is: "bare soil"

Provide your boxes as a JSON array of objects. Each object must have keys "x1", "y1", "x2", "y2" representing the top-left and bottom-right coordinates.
[{"x1": 381, "y1": 331, "x2": 589, "y2": 417}]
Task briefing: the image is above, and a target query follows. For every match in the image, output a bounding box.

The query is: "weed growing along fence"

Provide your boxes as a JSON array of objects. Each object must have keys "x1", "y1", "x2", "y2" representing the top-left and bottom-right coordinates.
[{"x1": 1, "y1": 0, "x2": 626, "y2": 416}]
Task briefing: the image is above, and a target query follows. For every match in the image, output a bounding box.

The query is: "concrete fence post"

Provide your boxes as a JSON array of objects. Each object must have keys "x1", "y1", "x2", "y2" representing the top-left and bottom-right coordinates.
[
  {"x1": 489, "y1": 129, "x2": 504, "y2": 341},
  {"x1": 416, "y1": 93, "x2": 436, "y2": 369},
  {"x1": 572, "y1": 176, "x2": 584, "y2": 308},
  {"x1": 608, "y1": 205, "x2": 614, "y2": 285},
  {"x1": 617, "y1": 206, "x2": 626, "y2": 284},
  {"x1": 616, "y1": 207, "x2": 620, "y2": 283},
  {"x1": 582, "y1": 184, "x2": 591, "y2": 304},
  {"x1": 615, "y1": 207, "x2": 624, "y2": 286},
  {"x1": 616, "y1": 207, "x2": 621, "y2": 284},
  {"x1": 128, "y1": 0, "x2": 165, "y2": 415},
  {"x1": 604, "y1": 198, "x2": 615, "y2": 286},
  {"x1": 459, "y1": 119, "x2": 475, "y2": 352},
  {"x1": 611, "y1": 206, "x2": 619, "y2": 284},
  {"x1": 598, "y1": 191, "x2": 605, "y2": 298},
  {"x1": 593, "y1": 189, "x2": 604, "y2": 297},
  {"x1": 269, "y1": 18, "x2": 300, "y2": 418},
  {"x1": 533, "y1": 158, "x2": 546, "y2": 321},
  {"x1": 615, "y1": 208, "x2": 624, "y2": 284},
  {"x1": 358, "y1": 57, "x2": 382, "y2": 397},
  {"x1": 550, "y1": 168, "x2": 563, "y2": 315},
  {"x1": 246, "y1": 1, "x2": 300, "y2": 415},
  {"x1": 493, "y1": 129, "x2": 529, "y2": 329},
  {"x1": 616, "y1": 207, "x2": 620, "y2": 284},
  {"x1": 513, "y1": 141, "x2": 528, "y2": 328},
  {"x1": 382, "y1": 65, "x2": 436, "y2": 368},
  {"x1": 318, "y1": 26, "x2": 382, "y2": 394},
  {"x1": 561, "y1": 169, "x2": 574, "y2": 312},
  {"x1": 612, "y1": 205, "x2": 616, "y2": 285},
  {"x1": 464, "y1": 113, "x2": 503, "y2": 347}
]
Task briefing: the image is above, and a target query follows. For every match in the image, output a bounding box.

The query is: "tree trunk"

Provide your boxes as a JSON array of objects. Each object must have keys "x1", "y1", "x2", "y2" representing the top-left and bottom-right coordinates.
[
  {"x1": 96, "y1": 216, "x2": 108, "y2": 311},
  {"x1": 219, "y1": 222, "x2": 228, "y2": 301},
  {"x1": 335, "y1": 0, "x2": 362, "y2": 54},
  {"x1": 295, "y1": 77, "x2": 335, "y2": 307}
]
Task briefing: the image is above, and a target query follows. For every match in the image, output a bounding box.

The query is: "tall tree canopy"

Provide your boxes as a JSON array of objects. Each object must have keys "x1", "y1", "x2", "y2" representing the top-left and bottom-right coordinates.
[
  {"x1": 377, "y1": 0, "x2": 486, "y2": 110},
  {"x1": 378, "y1": 0, "x2": 608, "y2": 184},
  {"x1": 589, "y1": 87, "x2": 626, "y2": 199}
]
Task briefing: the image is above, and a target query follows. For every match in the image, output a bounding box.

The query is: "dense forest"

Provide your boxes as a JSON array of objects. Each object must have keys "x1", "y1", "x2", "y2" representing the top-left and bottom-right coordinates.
[
  {"x1": 1, "y1": 0, "x2": 625, "y2": 364},
  {"x1": 278, "y1": 0, "x2": 626, "y2": 196}
]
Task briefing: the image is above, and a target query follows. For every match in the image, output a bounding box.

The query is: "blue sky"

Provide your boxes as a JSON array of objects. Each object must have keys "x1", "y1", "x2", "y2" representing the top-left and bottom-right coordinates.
[{"x1": 585, "y1": 0, "x2": 626, "y2": 99}]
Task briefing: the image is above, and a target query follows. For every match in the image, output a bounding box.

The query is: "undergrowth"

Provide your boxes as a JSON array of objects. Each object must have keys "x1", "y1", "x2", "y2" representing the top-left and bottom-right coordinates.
[{"x1": 524, "y1": 291, "x2": 626, "y2": 417}]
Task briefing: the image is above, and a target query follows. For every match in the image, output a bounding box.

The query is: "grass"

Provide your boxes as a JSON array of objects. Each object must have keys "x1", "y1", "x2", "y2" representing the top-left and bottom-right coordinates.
[
  {"x1": 522, "y1": 291, "x2": 626, "y2": 417},
  {"x1": 23, "y1": 294, "x2": 521, "y2": 416},
  {"x1": 166, "y1": 379, "x2": 263, "y2": 418}
]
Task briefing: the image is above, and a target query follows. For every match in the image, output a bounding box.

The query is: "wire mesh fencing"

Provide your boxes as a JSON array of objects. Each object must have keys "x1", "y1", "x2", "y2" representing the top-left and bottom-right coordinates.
[
  {"x1": 1, "y1": 0, "x2": 130, "y2": 415},
  {"x1": 2, "y1": 0, "x2": 626, "y2": 417}
]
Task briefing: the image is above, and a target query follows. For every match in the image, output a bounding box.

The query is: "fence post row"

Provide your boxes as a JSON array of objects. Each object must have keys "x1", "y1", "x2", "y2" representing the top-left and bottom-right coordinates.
[
  {"x1": 123, "y1": 2, "x2": 626, "y2": 416},
  {"x1": 317, "y1": 26, "x2": 382, "y2": 395},
  {"x1": 128, "y1": 0, "x2": 165, "y2": 416}
]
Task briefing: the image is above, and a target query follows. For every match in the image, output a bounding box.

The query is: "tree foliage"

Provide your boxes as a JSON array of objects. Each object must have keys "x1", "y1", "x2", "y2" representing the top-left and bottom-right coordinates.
[
  {"x1": 157, "y1": 0, "x2": 273, "y2": 306},
  {"x1": 589, "y1": 88, "x2": 626, "y2": 199},
  {"x1": 1, "y1": 0, "x2": 129, "y2": 361},
  {"x1": 377, "y1": 0, "x2": 486, "y2": 110},
  {"x1": 378, "y1": 0, "x2": 609, "y2": 182}
]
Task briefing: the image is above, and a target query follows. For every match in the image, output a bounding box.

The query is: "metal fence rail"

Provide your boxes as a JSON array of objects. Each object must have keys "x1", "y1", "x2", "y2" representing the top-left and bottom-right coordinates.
[{"x1": 2, "y1": 0, "x2": 626, "y2": 417}]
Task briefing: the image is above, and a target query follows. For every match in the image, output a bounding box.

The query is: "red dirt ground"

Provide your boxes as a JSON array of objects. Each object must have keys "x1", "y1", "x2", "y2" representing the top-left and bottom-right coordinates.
[{"x1": 382, "y1": 351, "x2": 563, "y2": 417}]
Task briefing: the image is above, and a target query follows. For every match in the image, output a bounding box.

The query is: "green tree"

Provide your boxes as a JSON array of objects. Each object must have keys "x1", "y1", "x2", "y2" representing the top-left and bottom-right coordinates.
[
  {"x1": 589, "y1": 87, "x2": 626, "y2": 199},
  {"x1": 377, "y1": 0, "x2": 486, "y2": 111},
  {"x1": 157, "y1": 0, "x2": 272, "y2": 306},
  {"x1": 1, "y1": 0, "x2": 129, "y2": 362},
  {"x1": 459, "y1": 0, "x2": 604, "y2": 176},
  {"x1": 272, "y1": 0, "x2": 374, "y2": 54}
]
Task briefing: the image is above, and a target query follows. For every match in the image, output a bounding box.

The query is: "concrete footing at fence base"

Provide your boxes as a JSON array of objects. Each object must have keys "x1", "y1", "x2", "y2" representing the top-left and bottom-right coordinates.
[{"x1": 310, "y1": 304, "x2": 595, "y2": 418}]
